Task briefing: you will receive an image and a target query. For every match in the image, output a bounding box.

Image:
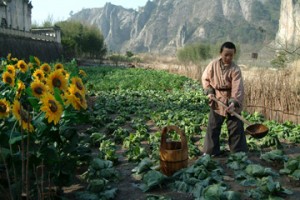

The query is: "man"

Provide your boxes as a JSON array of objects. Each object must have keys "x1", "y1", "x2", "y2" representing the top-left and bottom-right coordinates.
[{"x1": 201, "y1": 41, "x2": 248, "y2": 156}]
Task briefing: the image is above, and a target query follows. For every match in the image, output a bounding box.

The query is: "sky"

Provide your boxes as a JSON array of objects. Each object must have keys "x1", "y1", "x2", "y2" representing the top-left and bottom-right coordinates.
[{"x1": 31, "y1": 0, "x2": 149, "y2": 25}]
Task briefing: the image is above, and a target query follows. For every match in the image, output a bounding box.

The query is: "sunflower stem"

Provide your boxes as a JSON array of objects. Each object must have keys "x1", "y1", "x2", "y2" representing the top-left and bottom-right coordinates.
[
  {"x1": 26, "y1": 129, "x2": 30, "y2": 200},
  {"x1": 0, "y1": 146, "x2": 14, "y2": 200},
  {"x1": 21, "y1": 127, "x2": 26, "y2": 198},
  {"x1": 9, "y1": 121, "x2": 18, "y2": 185}
]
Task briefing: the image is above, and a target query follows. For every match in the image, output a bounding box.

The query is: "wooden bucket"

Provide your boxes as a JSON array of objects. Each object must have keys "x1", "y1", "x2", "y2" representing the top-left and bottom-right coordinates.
[{"x1": 160, "y1": 125, "x2": 188, "y2": 176}]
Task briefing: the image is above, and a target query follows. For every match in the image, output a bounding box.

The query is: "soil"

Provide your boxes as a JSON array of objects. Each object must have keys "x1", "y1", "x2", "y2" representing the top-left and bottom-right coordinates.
[
  {"x1": 60, "y1": 96, "x2": 300, "y2": 199},
  {"x1": 62, "y1": 120, "x2": 300, "y2": 200}
]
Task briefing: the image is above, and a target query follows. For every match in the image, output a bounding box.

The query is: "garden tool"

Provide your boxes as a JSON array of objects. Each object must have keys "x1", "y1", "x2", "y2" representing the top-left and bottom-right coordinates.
[{"x1": 211, "y1": 97, "x2": 269, "y2": 139}]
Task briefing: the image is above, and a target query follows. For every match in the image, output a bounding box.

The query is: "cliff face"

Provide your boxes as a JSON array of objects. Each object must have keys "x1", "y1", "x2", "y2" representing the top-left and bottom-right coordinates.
[
  {"x1": 276, "y1": 0, "x2": 300, "y2": 49},
  {"x1": 70, "y1": 0, "x2": 280, "y2": 54}
]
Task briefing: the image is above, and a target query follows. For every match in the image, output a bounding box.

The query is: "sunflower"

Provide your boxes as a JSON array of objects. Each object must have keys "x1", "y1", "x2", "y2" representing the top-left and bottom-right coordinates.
[
  {"x1": 46, "y1": 70, "x2": 68, "y2": 92},
  {"x1": 17, "y1": 60, "x2": 28, "y2": 73},
  {"x1": 7, "y1": 53, "x2": 11, "y2": 61},
  {"x1": 32, "y1": 69, "x2": 45, "y2": 81},
  {"x1": 40, "y1": 63, "x2": 51, "y2": 74},
  {"x1": 0, "y1": 99, "x2": 10, "y2": 118},
  {"x1": 12, "y1": 100, "x2": 33, "y2": 132},
  {"x1": 57, "y1": 68, "x2": 69, "y2": 79},
  {"x1": 21, "y1": 120, "x2": 34, "y2": 133},
  {"x1": 16, "y1": 81, "x2": 25, "y2": 99},
  {"x1": 54, "y1": 63, "x2": 64, "y2": 70},
  {"x1": 34, "y1": 56, "x2": 41, "y2": 66},
  {"x1": 12, "y1": 100, "x2": 21, "y2": 121},
  {"x1": 71, "y1": 77, "x2": 86, "y2": 95},
  {"x1": 65, "y1": 84, "x2": 87, "y2": 110},
  {"x1": 78, "y1": 69, "x2": 87, "y2": 77},
  {"x1": 31, "y1": 80, "x2": 47, "y2": 98},
  {"x1": 28, "y1": 62, "x2": 34, "y2": 70},
  {"x1": 40, "y1": 93, "x2": 63, "y2": 125},
  {"x1": 6, "y1": 65, "x2": 16, "y2": 76},
  {"x1": 2, "y1": 71, "x2": 15, "y2": 87}
]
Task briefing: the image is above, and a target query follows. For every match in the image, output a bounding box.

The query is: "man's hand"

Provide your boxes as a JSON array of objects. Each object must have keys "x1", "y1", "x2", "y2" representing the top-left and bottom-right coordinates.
[
  {"x1": 207, "y1": 94, "x2": 215, "y2": 101},
  {"x1": 226, "y1": 102, "x2": 235, "y2": 114}
]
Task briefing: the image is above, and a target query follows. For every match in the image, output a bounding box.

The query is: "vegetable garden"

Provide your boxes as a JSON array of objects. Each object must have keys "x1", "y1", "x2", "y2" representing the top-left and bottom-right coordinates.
[{"x1": 0, "y1": 56, "x2": 300, "y2": 200}]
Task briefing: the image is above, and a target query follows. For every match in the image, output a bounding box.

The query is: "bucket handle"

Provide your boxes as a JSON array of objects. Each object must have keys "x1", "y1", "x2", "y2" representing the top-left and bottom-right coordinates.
[{"x1": 161, "y1": 125, "x2": 188, "y2": 150}]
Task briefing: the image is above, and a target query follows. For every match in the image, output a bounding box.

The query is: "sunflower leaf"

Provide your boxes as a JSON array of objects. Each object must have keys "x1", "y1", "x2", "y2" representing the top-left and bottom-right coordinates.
[{"x1": 53, "y1": 87, "x2": 65, "y2": 108}]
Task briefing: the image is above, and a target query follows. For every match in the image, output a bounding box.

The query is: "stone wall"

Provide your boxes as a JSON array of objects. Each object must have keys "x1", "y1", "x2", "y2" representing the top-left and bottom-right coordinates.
[{"x1": 0, "y1": 33, "x2": 63, "y2": 62}]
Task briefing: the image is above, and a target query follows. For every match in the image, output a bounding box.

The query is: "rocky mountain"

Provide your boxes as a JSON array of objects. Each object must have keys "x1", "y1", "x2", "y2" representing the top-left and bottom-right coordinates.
[
  {"x1": 276, "y1": 0, "x2": 300, "y2": 52},
  {"x1": 69, "y1": 0, "x2": 280, "y2": 54}
]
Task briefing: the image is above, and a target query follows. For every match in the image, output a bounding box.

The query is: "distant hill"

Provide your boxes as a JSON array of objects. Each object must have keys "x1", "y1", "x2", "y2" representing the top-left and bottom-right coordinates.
[{"x1": 69, "y1": 0, "x2": 280, "y2": 55}]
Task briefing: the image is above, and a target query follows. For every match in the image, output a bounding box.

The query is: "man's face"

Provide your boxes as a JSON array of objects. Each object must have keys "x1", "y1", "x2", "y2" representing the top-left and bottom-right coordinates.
[{"x1": 221, "y1": 48, "x2": 235, "y2": 66}]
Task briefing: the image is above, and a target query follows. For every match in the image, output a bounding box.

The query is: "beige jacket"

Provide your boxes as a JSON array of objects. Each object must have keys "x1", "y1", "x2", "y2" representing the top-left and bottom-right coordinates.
[{"x1": 201, "y1": 57, "x2": 244, "y2": 116}]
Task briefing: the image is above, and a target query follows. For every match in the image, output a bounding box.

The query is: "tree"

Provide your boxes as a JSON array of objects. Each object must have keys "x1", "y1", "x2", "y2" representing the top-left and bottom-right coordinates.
[
  {"x1": 177, "y1": 43, "x2": 212, "y2": 65},
  {"x1": 55, "y1": 21, "x2": 107, "y2": 60}
]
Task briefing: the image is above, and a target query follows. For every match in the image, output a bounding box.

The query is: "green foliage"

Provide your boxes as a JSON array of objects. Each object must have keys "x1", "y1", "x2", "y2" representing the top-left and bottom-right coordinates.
[
  {"x1": 271, "y1": 51, "x2": 288, "y2": 68},
  {"x1": 138, "y1": 170, "x2": 168, "y2": 192},
  {"x1": 280, "y1": 156, "x2": 300, "y2": 180},
  {"x1": 107, "y1": 54, "x2": 128, "y2": 66},
  {"x1": 246, "y1": 176, "x2": 293, "y2": 199},
  {"x1": 81, "y1": 25, "x2": 107, "y2": 58},
  {"x1": 107, "y1": 53, "x2": 140, "y2": 66},
  {"x1": 0, "y1": 56, "x2": 91, "y2": 197},
  {"x1": 227, "y1": 152, "x2": 252, "y2": 171},
  {"x1": 79, "y1": 158, "x2": 119, "y2": 199},
  {"x1": 126, "y1": 51, "x2": 134, "y2": 58},
  {"x1": 177, "y1": 43, "x2": 212, "y2": 65},
  {"x1": 55, "y1": 21, "x2": 106, "y2": 60},
  {"x1": 260, "y1": 149, "x2": 288, "y2": 163}
]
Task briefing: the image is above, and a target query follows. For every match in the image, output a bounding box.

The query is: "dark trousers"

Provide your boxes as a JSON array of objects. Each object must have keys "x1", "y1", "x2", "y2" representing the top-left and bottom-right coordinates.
[{"x1": 203, "y1": 108, "x2": 248, "y2": 155}]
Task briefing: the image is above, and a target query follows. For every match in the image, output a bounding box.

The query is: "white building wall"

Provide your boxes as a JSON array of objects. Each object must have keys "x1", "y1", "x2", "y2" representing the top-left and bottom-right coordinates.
[{"x1": 0, "y1": 0, "x2": 31, "y2": 31}]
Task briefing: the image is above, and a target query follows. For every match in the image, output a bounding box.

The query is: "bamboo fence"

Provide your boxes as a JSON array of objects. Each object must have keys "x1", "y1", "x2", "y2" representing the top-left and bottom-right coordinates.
[
  {"x1": 143, "y1": 62, "x2": 300, "y2": 124},
  {"x1": 243, "y1": 67, "x2": 300, "y2": 124}
]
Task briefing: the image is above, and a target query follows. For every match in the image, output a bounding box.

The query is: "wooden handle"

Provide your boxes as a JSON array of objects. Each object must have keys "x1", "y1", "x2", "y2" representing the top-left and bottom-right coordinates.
[
  {"x1": 160, "y1": 125, "x2": 188, "y2": 150},
  {"x1": 211, "y1": 97, "x2": 252, "y2": 126}
]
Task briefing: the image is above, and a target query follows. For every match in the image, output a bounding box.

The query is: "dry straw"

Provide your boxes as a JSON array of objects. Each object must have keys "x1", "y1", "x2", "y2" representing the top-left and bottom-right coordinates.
[{"x1": 142, "y1": 59, "x2": 300, "y2": 124}]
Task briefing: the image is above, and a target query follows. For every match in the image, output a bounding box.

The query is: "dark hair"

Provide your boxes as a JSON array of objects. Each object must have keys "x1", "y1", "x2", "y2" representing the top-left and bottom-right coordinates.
[{"x1": 220, "y1": 42, "x2": 236, "y2": 53}]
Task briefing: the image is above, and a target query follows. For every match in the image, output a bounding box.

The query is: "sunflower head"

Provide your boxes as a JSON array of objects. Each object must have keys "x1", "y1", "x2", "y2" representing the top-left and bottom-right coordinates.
[
  {"x1": 12, "y1": 57, "x2": 18, "y2": 63},
  {"x1": 21, "y1": 120, "x2": 34, "y2": 133},
  {"x1": 46, "y1": 70, "x2": 68, "y2": 92},
  {"x1": 7, "y1": 53, "x2": 11, "y2": 61},
  {"x1": 17, "y1": 60, "x2": 28, "y2": 73},
  {"x1": 71, "y1": 77, "x2": 86, "y2": 95},
  {"x1": 54, "y1": 63, "x2": 64, "y2": 70},
  {"x1": 16, "y1": 81, "x2": 25, "y2": 99},
  {"x1": 40, "y1": 63, "x2": 51, "y2": 74},
  {"x1": 2, "y1": 71, "x2": 15, "y2": 87},
  {"x1": 58, "y1": 69, "x2": 69, "y2": 79},
  {"x1": 33, "y1": 69, "x2": 45, "y2": 81},
  {"x1": 0, "y1": 99, "x2": 10, "y2": 118},
  {"x1": 28, "y1": 62, "x2": 34, "y2": 70},
  {"x1": 40, "y1": 93, "x2": 63, "y2": 125},
  {"x1": 65, "y1": 84, "x2": 87, "y2": 110},
  {"x1": 78, "y1": 69, "x2": 87, "y2": 77},
  {"x1": 34, "y1": 56, "x2": 41, "y2": 66},
  {"x1": 12, "y1": 100, "x2": 31, "y2": 124},
  {"x1": 31, "y1": 80, "x2": 47, "y2": 98},
  {"x1": 6, "y1": 65, "x2": 16, "y2": 76},
  {"x1": 12, "y1": 100, "x2": 21, "y2": 121}
]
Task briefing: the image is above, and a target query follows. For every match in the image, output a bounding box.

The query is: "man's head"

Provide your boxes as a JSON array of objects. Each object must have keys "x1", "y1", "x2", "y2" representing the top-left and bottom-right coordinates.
[{"x1": 220, "y1": 42, "x2": 236, "y2": 66}]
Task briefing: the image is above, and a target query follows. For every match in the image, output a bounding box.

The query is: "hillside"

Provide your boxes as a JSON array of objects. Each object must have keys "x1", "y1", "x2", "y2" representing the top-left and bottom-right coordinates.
[{"x1": 69, "y1": 0, "x2": 280, "y2": 54}]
